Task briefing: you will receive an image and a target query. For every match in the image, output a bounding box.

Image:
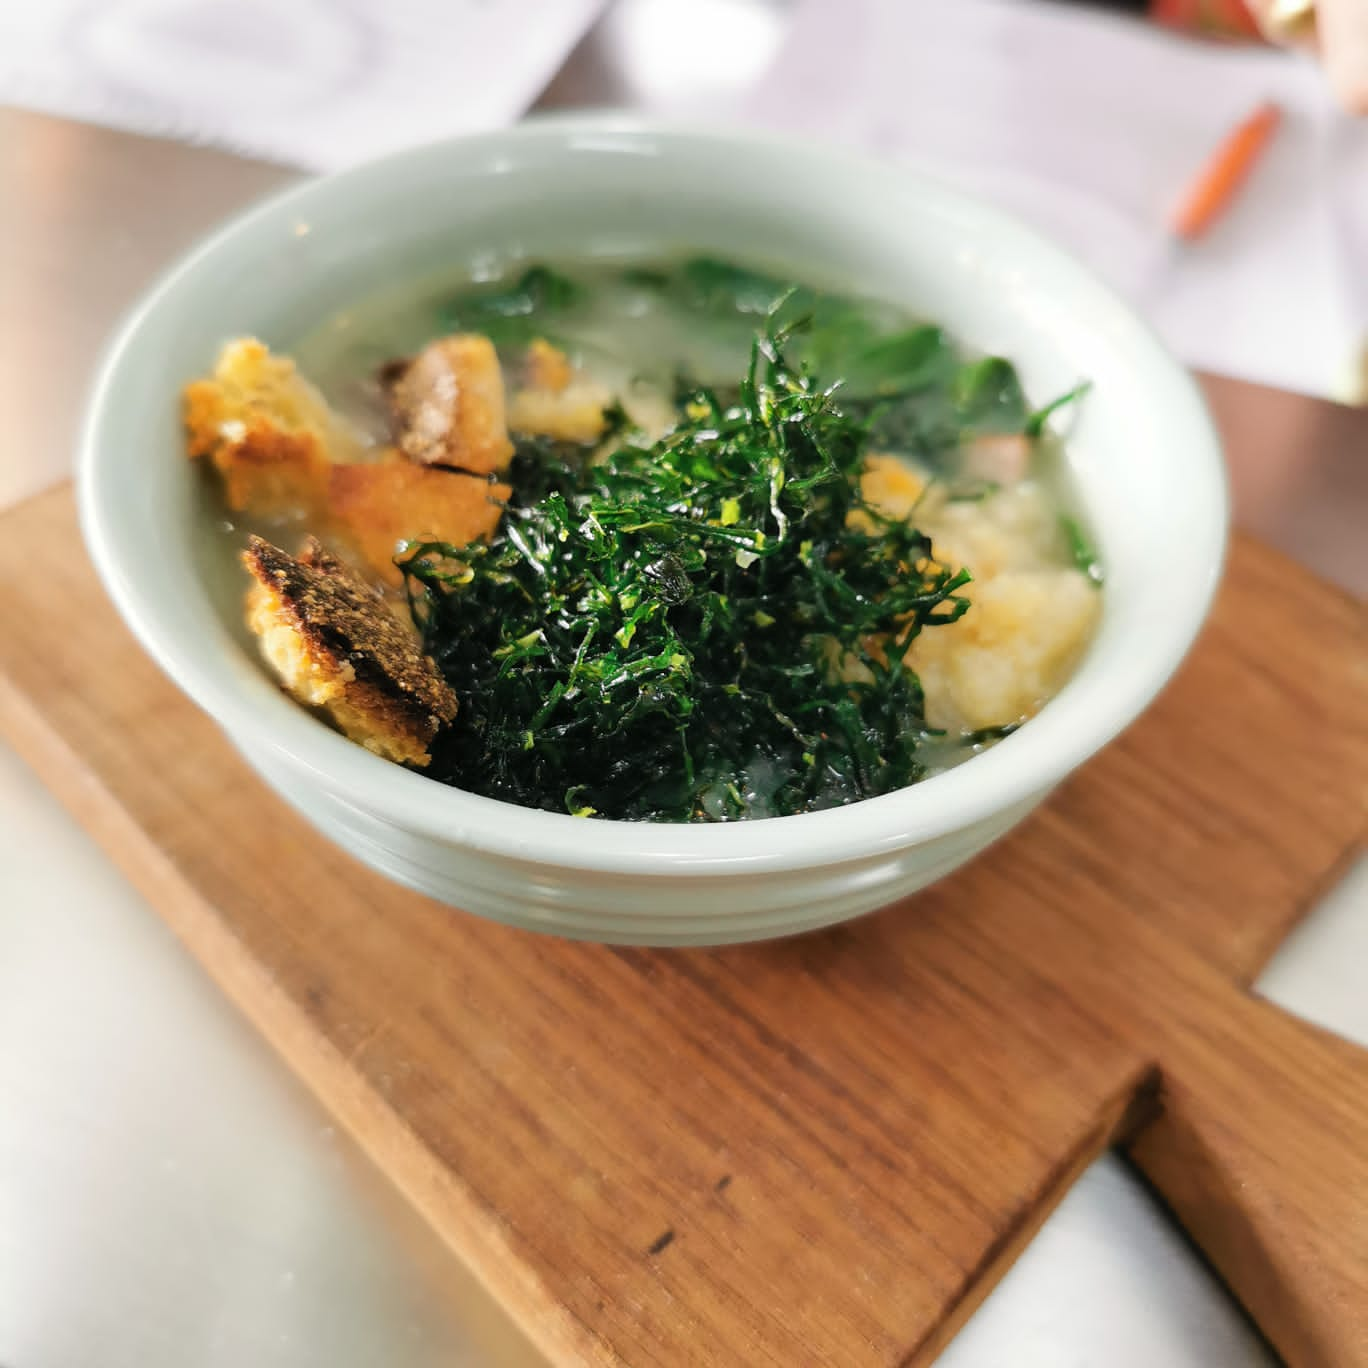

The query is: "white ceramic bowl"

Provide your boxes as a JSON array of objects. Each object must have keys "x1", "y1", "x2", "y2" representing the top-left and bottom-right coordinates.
[{"x1": 79, "y1": 118, "x2": 1226, "y2": 945}]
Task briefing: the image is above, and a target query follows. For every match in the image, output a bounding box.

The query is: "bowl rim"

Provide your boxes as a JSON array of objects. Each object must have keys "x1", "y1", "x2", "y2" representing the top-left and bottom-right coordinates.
[{"x1": 78, "y1": 114, "x2": 1228, "y2": 877}]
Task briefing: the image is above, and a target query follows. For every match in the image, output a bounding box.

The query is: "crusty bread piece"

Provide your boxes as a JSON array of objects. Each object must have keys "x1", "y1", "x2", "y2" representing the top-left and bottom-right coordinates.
[
  {"x1": 507, "y1": 383, "x2": 612, "y2": 445},
  {"x1": 184, "y1": 337, "x2": 364, "y2": 518},
  {"x1": 328, "y1": 462, "x2": 510, "y2": 587},
  {"x1": 386, "y1": 334, "x2": 513, "y2": 474},
  {"x1": 242, "y1": 535, "x2": 457, "y2": 767},
  {"x1": 506, "y1": 338, "x2": 612, "y2": 446},
  {"x1": 522, "y1": 337, "x2": 574, "y2": 393}
]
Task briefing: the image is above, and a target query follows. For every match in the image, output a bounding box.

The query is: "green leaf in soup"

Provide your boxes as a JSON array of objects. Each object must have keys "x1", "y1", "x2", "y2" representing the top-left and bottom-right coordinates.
[
  {"x1": 1025, "y1": 381, "x2": 1092, "y2": 438},
  {"x1": 842, "y1": 325, "x2": 955, "y2": 396},
  {"x1": 952, "y1": 356, "x2": 1028, "y2": 433},
  {"x1": 478, "y1": 265, "x2": 581, "y2": 317},
  {"x1": 440, "y1": 265, "x2": 583, "y2": 343},
  {"x1": 619, "y1": 265, "x2": 672, "y2": 290},
  {"x1": 858, "y1": 390, "x2": 960, "y2": 465},
  {"x1": 679, "y1": 256, "x2": 795, "y2": 315},
  {"x1": 1060, "y1": 513, "x2": 1104, "y2": 586},
  {"x1": 800, "y1": 304, "x2": 884, "y2": 377},
  {"x1": 841, "y1": 331, "x2": 960, "y2": 461}
]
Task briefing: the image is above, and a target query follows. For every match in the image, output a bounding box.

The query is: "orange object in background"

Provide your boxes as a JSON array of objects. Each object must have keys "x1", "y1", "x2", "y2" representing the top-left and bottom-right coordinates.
[
  {"x1": 1150, "y1": 0, "x2": 1265, "y2": 39},
  {"x1": 1171, "y1": 100, "x2": 1283, "y2": 238}
]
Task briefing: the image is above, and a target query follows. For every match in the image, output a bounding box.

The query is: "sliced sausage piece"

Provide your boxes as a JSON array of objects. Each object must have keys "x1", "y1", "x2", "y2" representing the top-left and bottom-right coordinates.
[{"x1": 962, "y1": 433, "x2": 1031, "y2": 487}]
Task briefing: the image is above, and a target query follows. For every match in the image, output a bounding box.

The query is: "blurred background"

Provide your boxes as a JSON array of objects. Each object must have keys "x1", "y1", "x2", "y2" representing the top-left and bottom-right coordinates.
[{"x1": 3, "y1": 0, "x2": 1367, "y2": 398}]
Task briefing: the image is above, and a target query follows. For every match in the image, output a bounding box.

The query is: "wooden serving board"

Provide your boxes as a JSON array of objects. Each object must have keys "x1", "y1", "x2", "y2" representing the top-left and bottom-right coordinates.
[{"x1": 2, "y1": 484, "x2": 1366, "y2": 1367}]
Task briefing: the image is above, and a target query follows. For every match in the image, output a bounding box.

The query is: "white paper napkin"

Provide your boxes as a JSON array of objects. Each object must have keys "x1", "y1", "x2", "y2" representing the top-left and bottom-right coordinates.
[
  {"x1": 0, "y1": 0, "x2": 607, "y2": 170},
  {"x1": 738, "y1": 0, "x2": 1368, "y2": 399}
]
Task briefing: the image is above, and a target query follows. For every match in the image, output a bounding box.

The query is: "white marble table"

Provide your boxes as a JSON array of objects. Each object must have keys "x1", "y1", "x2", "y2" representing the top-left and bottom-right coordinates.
[{"x1": 1, "y1": 9, "x2": 1365, "y2": 1362}]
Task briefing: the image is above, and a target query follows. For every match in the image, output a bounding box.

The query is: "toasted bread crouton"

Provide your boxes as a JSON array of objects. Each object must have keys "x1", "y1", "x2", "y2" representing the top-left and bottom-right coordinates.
[
  {"x1": 242, "y1": 536, "x2": 457, "y2": 767},
  {"x1": 386, "y1": 334, "x2": 513, "y2": 474},
  {"x1": 507, "y1": 383, "x2": 612, "y2": 445},
  {"x1": 184, "y1": 338, "x2": 364, "y2": 518},
  {"x1": 328, "y1": 463, "x2": 509, "y2": 587},
  {"x1": 209, "y1": 422, "x2": 330, "y2": 520},
  {"x1": 505, "y1": 337, "x2": 612, "y2": 445},
  {"x1": 522, "y1": 337, "x2": 574, "y2": 393}
]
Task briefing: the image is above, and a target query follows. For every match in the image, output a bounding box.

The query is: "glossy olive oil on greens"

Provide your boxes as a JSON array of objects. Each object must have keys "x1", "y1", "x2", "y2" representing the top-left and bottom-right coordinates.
[{"x1": 293, "y1": 257, "x2": 1096, "y2": 822}]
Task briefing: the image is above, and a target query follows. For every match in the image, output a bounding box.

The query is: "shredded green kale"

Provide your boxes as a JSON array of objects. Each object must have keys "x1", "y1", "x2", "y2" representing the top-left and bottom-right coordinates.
[
  {"x1": 400, "y1": 316, "x2": 972, "y2": 821},
  {"x1": 394, "y1": 258, "x2": 1100, "y2": 820}
]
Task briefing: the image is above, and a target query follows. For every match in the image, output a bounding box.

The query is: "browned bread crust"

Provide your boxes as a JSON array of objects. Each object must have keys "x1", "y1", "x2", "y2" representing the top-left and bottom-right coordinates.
[
  {"x1": 327, "y1": 462, "x2": 509, "y2": 587},
  {"x1": 385, "y1": 334, "x2": 513, "y2": 474},
  {"x1": 184, "y1": 338, "x2": 363, "y2": 518},
  {"x1": 241, "y1": 535, "x2": 457, "y2": 767}
]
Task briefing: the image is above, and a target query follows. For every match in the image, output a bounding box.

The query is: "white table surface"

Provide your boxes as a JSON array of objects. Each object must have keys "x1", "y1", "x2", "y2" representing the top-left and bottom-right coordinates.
[{"x1": 1, "y1": 4, "x2": 1365, "y2": 1364}]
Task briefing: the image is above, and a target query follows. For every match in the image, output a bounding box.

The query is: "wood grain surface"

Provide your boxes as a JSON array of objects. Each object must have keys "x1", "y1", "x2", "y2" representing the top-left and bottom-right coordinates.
[{"x1": 1, "y1": 485, "x2": 1365, "y2": 1367}]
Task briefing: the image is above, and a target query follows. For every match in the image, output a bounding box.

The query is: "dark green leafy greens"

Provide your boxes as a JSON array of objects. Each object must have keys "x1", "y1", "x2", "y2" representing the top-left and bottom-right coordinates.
[
  {"x1": 677, "y1": 256, "x2": 796, "y2": 315},
  {"x1": 953, "y1": 356, "x2": 1028, "y2": 432},
  {"x1": 400, "y1": 316, "x2": 973, "y2": 822},
  {"x1": 625, "y1": 256, "x2": 1091, "y2": 456},
  {"x1": 440, "y1": 265, "x2": 582, "y2": 344},
  {"x1": 396, "y1": 258, "x2": 1100, "y2": 820}
]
